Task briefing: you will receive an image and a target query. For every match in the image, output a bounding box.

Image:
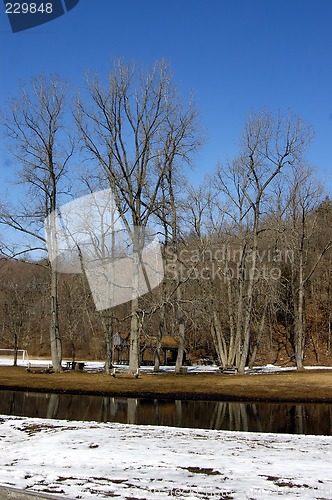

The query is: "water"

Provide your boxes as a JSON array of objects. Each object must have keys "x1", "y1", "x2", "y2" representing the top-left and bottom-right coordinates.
[{"x1": 1, "y1": 390, "x2": 332, "y2": 435}]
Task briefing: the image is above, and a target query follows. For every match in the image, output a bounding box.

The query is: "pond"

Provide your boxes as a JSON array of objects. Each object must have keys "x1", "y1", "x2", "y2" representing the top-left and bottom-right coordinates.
[{"x1": 1, "y1": 390, "x2": 332, "y2": 435}]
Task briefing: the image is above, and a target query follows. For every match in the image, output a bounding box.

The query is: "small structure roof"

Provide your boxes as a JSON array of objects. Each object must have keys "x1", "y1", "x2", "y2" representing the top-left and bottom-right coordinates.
[{"x1": 113, "y1": 333, "x2": 179, "y2": 349}]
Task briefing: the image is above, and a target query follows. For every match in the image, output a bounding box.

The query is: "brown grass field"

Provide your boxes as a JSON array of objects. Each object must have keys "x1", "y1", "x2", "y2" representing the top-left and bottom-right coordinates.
[{"x1": 1, "y1": 366, "x2": 332, "y2": 402}]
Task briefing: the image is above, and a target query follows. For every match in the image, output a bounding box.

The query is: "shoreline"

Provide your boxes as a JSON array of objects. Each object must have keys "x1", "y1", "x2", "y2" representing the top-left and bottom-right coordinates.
[{"x1": 1, "y1": 366, "x2": 332, "y2": 403}]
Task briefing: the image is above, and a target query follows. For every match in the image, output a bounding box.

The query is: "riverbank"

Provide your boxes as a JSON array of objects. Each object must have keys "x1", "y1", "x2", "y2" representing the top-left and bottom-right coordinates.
[{"x1": 1, "y1": 366, "x2": 332, "y2": 402}]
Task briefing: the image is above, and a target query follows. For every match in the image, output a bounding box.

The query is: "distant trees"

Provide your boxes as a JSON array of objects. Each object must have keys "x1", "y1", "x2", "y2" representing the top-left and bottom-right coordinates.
[
  {"x1": 0, "y1": 263, "x2": 33, "y2": 365},
  {"x1": 0, "y1": 259, "x2": 49, "y2": 363},
  {"x1": 58, "y1": 273, "x2": 96, "y2": 363},
  {"x1": 278, "y1": 167, "x2": 332, "y2": 369}
]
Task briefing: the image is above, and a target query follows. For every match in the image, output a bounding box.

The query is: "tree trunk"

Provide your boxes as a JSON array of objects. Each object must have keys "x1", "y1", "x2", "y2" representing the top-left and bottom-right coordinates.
[
  {"x1": 154, "y1": 319, "x2": 163, "y2": 372},
  {"x1": 50, "y1": 265, "x2": 62, "y2": 372},
  {"x1": 226, "y1": 266, "x2": 236, "y2": 367},
  {"x1": 129, "y1": 249, "x2": 140, "y2": 374},
  {"x1": 175, "y1": 317, "x2": 185, "y2": 374},
  {"x1": 129, "y1": 298, "x2": 140, "y2": 374},
  {"x1": 175, "y1": 283, "x2": 185, "y2": 373},
  {"x1": 210, "y1": 311, "x2": 228, "y2": 367},
  {"x1": 295, "y1": 253, "x2": 305, "y2": 369},
  {"x1": 102, "y1": 310, "x2": 113, "y2": 374},
  {"x1": 238, "y1": 231, "x2": 258, "y2": 374},
  {"x1": 13, "y1": 334, "x2": 18, "y2": 367}
]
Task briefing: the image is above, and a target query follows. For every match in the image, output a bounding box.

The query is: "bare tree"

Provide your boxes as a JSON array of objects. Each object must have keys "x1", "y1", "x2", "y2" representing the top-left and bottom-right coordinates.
[
  {"x1": 76, "y1": 59, "x2": 200, "y2": 374},
  {"x1": 212, "y1": 110, "x2": 313, "y2": 373},
  {"x1": 0, "y1": 75, "x2": 74, "y2": 371}
]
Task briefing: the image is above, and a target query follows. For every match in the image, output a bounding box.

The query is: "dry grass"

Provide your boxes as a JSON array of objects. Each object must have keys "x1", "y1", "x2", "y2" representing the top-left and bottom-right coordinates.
[{"x1": 1, "y1": 366, "x2": 332, "y2": 402}]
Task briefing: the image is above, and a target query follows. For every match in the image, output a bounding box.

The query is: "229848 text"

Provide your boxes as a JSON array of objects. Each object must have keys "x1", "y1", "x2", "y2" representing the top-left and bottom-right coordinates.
[{"x1": 5, "y1": 3, "x2": 53, "y2": 14}]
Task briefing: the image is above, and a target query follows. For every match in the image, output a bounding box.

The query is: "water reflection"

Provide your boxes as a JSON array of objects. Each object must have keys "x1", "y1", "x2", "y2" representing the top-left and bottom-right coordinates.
[{"x1": 1, "y1": 390, "x2": 332, "y2": 435}]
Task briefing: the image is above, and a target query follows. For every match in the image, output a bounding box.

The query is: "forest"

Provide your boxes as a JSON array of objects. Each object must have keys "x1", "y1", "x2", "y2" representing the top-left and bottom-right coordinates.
[{"x1": 0, "y1": 60, "x2": 331, "y2": 374}]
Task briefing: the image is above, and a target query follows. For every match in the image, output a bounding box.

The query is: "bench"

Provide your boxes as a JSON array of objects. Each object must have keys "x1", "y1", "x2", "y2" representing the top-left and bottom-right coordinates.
[
  {"x1": 219, "y1": 366, "x2": 238, "y2": 374},
  {"x1": 26, "y1": 362, "x2": 53, "y2": 374}
]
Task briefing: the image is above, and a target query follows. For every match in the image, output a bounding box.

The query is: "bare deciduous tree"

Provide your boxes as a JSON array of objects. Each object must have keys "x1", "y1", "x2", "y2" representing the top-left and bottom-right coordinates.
[
  {"x1": 0, "y1": 75, "x2": 74, "y2": 371},
  {"x1": 76, "y1": 59, "x2": 201, "y2": 374}
]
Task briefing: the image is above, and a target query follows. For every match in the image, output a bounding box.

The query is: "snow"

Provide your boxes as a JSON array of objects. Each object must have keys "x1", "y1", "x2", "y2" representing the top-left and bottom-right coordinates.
[
  {"x1": 0, "y1": 415, "x2": 332, "y2": 499},
  {"x1": 2, "y1": 356, "x2": 332, "y2": 374},
  {"x1": 0, "y1": 357, "x2": 221, "y2": 373},
  {"x1": 2, "y1": 355, "x2": 332, "y2": 375}
]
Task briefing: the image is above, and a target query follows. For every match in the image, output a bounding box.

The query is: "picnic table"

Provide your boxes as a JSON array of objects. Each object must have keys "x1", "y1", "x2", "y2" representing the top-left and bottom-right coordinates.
[{"x1": 64, "y1": 361, "x2": 85, "y2": 371}]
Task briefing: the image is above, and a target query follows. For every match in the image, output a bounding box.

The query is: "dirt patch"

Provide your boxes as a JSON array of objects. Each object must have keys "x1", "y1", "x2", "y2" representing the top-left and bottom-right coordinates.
[
  {"x1": 19, "y1": 424, "x2": 52, "y2": 436},
  {"x1": 183, "y1": 467, "x2": 221, "y2": 475},
  {"x1": 1, "y1": 366, "x2": 332, "y2": 402}
]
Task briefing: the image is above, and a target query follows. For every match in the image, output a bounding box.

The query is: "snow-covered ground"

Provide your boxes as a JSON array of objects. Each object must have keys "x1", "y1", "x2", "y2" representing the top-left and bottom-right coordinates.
[
  {"x1": 0, "y1": 415, "x2": 332, "y2": 499},
  {"x1": 2, "y1": 355, "x2": 332, "y2": 374},
  {"x1": 0, "y1": 357, "x2": 221, "y2": 373}
]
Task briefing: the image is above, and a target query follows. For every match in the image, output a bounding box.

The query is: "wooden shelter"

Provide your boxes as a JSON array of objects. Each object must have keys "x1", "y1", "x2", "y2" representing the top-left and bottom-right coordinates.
[{"x1": 112, "y1": 333, "x2": 187, "y2": 366}]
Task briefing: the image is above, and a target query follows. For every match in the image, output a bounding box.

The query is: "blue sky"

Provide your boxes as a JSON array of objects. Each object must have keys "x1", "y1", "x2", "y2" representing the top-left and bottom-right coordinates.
[{"x1": 1, "y1": 0, "x2": 332, "y2": 190}]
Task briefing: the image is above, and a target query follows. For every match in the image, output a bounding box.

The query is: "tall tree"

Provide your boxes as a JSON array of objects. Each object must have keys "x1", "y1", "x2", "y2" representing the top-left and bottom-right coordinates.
[
  {"x1": 76, "y1": 59, "x2": 200, "y2": 374},
  {"x1": 0, "y1": 75, "x2": 73, "y2": 371}
]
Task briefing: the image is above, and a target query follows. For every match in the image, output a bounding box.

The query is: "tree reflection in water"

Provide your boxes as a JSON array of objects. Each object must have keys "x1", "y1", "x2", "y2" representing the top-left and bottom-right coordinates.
[{"x1": 0, "y1": 390, "x2": 332, "y2": 436}]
